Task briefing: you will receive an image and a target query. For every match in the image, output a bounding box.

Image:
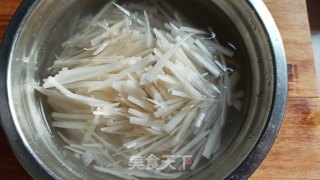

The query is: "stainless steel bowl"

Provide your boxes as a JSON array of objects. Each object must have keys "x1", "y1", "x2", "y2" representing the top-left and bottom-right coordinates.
[{"x1": 0, "y1": 0, "x2": 287, "y2": 179}]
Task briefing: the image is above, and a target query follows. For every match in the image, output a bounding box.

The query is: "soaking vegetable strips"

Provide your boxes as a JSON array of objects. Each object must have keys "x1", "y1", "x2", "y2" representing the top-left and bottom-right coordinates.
[{"x1": 36, "y1": 1, "x2": 241, "y2": 179}]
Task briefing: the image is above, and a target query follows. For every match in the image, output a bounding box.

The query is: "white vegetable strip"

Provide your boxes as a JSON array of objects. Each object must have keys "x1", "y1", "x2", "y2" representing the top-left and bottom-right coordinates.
[
  {"x1": 135, "y1": 48, "x2": 153, "y2": 57},
  {"x1": 144, "y1": 11, "x2": 152, "y2": 47},
  {"x1": 154, "y1": 100, "x2": 186, "y2": 118},
  {"x1": 57, "y1": 131, "x2": 74, "y2": 144},
  {"x1": 194, "y1": 106, "x2": 210, "y2": 128},
  {"x1": 216, "y1": 43, "x2": 232, "y2": 106},
  {"x1": 82, "y1": 115, "x2": 100, "y2": 143},
  {"x1": 145, "y1": 33, "x2": 193, "y2": 82},
  {"x1": 45, "y1": 63, "x2": 128, "y2": 88},
  {"x1": 64, "y1": 146, "x2": 85, "y2": 155},
  {"x1": 120, "y1": 39, "x2": 149, "y2": 57},
  {"x1": 128, "y1": 96, "x2": 154, "y2": 112},
  {"x1": 82, "y1": 144, "x2": 104, "y2": 148},
  {"x1": 100, "y1": 125, "x2": 131, "y2": 134},
  {"x1": 125, "y1": 80, "x2": 147, "y2": 98},
  {"x1": 123, "y1": 136, "x2": 151, "y2": 149},
  {"x1": 130, "y1": 117, "x2": 163, "y2": 129},
  {"x1": 47, "y1": 77, "x2": 114, "y2": 107},
  {"x1": 202, "y1": 121, "x2": 222, "y2": 159},
  {"x1": 175, "y1": 107, "x2": 198, "y2": 142},
  {"x1": 166, "y1": 62, "x2": 203, "y2": 101},
  {"x1": 128, "y1": 108, "x2": 151, "y2": 119},
  {"x1": 233, "y1": 99, "x2": 243, "y2": 111},
  {"x1": 52, "y1": 56, "x2": 125, "y2": 68},
  {"x1": 53, "y1": 122, "x2": 88, "y2": 129},
  {"x1": 171, "y1": 128, "x2": 193, "y2": 154},
  {"x1": 104, "y1": 119, "x2": 128, "y2": 126},
  {"x1": 157, "y1": 74, "x2": 180, "y2": 85},
  {"x1": 81, "y1": 151, "x2": 94, "y2": 167},
  {"x1": 161, "y1": 97, "x2": 185, "y2": 106},
  {"x1": 89, "y1": 54, "x2": 154, "y2": 91},
  {"x1": 195, "y1": 39, "x2": 213, "y2": 59},
  {"x1": 163, "y1": 108, "x2": 190, "y2": 133},
  {"x1": 191, "y1": 52, "x2": 221, "y2": 77},
  {"x1": 190, "y1": 140, "x2": 206, "y2": 170},
  {"x1": 139, "y1": 136, "x2": 171, "y2": 155},
  {"x1": 174, "y1": 130, "x2": 210, "y2": 156},
  {"x1": 206, "y1": 40, "x2": 235, "y2": 57},
  {"x1": 171, "y1": 90, "x2": 188, "y2": 98},
  {"x1": 52, "y1": 112, "x2": 92, "y2": 121},
  {"x1": 133, "y1": 135, "x2": 164, "y2": 150},
  {"x1": 152, "y1": 81, "x2": 172, "y2": 101},
  {"x1": 93, "y1": 41, "x2": 109, "y2": 55},
  {"x1": 180, "y1": 27, "x2": 208, "y2": 35},
  {"x1": 92, "y1": 133, "x2": 129, "y2": 160},
  {"x1": 113, "y1": 2, "x2": 131, "y2": 16},
  {"x1": 144, "y1": 84, "x2": 164, "y2": 103}
]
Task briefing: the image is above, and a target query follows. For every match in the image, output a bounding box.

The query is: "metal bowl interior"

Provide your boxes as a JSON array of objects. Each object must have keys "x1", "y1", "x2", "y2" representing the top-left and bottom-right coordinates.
[{"x1": 1, "y1": 0, "x2": 286, "y2": 179}]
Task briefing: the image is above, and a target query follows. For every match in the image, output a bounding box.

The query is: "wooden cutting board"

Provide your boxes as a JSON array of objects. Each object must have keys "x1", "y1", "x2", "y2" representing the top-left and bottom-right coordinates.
[
  {"x1": 0, "y1": 0, "x2": 319, "y2": 179},
  {"x1": 251, "y1": 0, "x2": 320, "y2": 179}
]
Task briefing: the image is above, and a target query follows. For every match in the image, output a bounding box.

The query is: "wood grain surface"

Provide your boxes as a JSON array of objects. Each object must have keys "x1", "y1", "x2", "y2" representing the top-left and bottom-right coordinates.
[
  {"x1": 0, "y1": 0, "x2": 319, "y2": 179},
  {"x1": 251, "y1": 1, "x2": 320, "y2": 178},
  {"x1": 263, "y1": 0, "x2": 318, "y2": 98}
]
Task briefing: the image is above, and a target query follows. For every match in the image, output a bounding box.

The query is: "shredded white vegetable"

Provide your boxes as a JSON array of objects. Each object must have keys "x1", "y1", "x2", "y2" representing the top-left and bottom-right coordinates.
[{"x1": 36, "y1": 2, "x2": 242, "y2": 179}]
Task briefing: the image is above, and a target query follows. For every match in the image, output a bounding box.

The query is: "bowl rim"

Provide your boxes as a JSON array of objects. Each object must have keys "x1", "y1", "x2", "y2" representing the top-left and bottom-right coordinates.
[
  {"x1": 225, "y1": 0, "x2": 288, "y2": 179},
  {"x1": 0, "y1": 0, "x2": 287, "y2": 179},
  {"x1": 0, "y1": 0, "x2": 53, "y2": 179}
]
